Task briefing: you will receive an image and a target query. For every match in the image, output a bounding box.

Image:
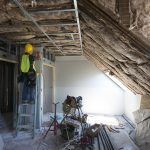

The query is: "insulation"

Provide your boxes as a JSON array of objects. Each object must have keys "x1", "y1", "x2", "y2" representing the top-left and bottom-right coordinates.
[
  {"x1": 0, "y1": 0, "x2": 81, "y2": 55},
  {"x1": 78, "y1": 0, "x2": 150, "y2": 94},
  {"x1": 130, "y1": 0, "x2": 150, "y2": 40},
  {"x1": 133, "y1": 109, "x2": 150, "y2": 150},
  {"x1": 0, "y1": 0, "x2": 149, "y2": 94}
]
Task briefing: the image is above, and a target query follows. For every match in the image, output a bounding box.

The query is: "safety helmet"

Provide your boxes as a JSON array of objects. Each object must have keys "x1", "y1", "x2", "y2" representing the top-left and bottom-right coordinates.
[{"x1": 24, "y1": 43, "x2": 33, "y2": 54}]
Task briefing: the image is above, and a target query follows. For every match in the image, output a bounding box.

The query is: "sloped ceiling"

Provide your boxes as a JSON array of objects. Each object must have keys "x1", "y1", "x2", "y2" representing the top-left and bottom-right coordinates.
[
  {"x1": 0, "y1": 0, "x2": 149, "y2": 94},
  {"x1": 78, "y1": 0, "x2": 150, "y2": 95}
]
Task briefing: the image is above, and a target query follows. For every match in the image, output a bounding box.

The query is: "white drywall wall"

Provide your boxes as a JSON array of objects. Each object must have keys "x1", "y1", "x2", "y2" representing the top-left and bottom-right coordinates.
[
  {"x1": 124, "y1": 91, "x2": 141, "y2": 123},
  {"x1": 55, "y1": 56, "x2": 124, "y2": 115},
  {"x1": 105, "y1": 73, "x2": 142, "y2": 123}
]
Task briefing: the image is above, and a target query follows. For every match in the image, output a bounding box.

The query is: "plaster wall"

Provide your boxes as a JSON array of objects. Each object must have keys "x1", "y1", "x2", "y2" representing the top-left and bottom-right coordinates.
[
  {"x1": 55, "y1": 56, "x2": 125, "y2": 115},
  {"x1": 124, "y1": 91, "x2": 141, "y2": 123},
  {"x1": 43, "y1": 65, "x2": 53, "y2": 113}
]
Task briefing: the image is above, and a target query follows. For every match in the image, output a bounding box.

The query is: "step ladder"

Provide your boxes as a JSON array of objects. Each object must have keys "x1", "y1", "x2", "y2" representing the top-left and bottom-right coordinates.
[
  {"x1": 16, "y1": 103, "x2": 36, "y2": 138},
  {"x1": 16, "y1": 80, "x2": 37, "y2": 139}
]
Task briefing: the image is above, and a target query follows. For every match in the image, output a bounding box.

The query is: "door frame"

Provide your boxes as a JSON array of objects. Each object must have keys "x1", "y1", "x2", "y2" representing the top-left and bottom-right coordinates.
[{"x1": 42, "y1": 63, "x2": 55, "y2": 122}]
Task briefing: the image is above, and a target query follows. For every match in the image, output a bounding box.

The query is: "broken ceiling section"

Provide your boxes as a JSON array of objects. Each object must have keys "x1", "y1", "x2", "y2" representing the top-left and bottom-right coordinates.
[
  {"x1": 0, "y1": 0, "x2": 82, "y2": 55},
  {"x1": 78, "y1": 0, "x2": 150, "y2": 95}
]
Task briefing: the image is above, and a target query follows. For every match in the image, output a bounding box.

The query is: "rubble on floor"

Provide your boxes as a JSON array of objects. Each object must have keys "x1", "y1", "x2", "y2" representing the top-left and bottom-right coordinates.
[
  {"x1": 87, "y1": 115, "x2": 139, "y2": 150},
  {"x1": 1, "y1": 115, "x2": 139, "y2": 150},
  {"x1": 3, "y1": 131, "x2": 65, "y2": 150}
]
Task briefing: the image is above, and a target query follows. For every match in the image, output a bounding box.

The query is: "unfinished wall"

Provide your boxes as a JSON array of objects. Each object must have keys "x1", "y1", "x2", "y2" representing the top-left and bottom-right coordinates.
[
  {"x1": 124, "y1": 91, "x2": 141, "y2": 123},
  {"x1": 43, "y1": 65, "x2": 53, "y2": 114},
  {"x1": 55, "y1": 56, "x2": 124, "y2": 115},
  {"x1": 34, "y1": 46, "x2": 43, "y2": 129}
]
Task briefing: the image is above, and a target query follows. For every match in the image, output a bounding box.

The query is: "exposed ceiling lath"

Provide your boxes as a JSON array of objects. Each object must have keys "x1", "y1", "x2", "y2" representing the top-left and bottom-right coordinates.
[
  {"x1": 78, "y1": 0, "x2": 150, "y2": 95},
  {"x1": 0, "y1": 0, "x2": 149, "y2": 95},
  {"x1": 13, "y1": 0, "x2": 64, "y2": 55},
  {"x1": 0, "y1": 0, "x2": 82, "y2": 56}
]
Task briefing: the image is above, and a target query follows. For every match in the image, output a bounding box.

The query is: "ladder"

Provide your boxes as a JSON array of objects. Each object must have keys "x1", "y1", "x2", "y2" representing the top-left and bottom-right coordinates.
[{"x1": 16, "y1": 81, "x2": 37, "y2": 138}]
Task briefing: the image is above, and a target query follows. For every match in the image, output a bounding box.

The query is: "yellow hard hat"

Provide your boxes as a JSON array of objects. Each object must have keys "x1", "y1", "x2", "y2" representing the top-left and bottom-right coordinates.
[{"x1": 24, "y1": 43, "x2": 33, "y2": 54}]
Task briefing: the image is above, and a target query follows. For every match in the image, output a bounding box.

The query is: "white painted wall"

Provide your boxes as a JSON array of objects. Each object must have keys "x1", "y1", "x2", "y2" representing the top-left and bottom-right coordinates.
[
  {"x1": 55, "y1": 56, "x2": 125, "y2": 115},
  {"x1": 105, "y1": 73, "x2": 141, "y2": 123},
  {"x1": 124, "y1": 91, "x2": 141, "y2": 123}
]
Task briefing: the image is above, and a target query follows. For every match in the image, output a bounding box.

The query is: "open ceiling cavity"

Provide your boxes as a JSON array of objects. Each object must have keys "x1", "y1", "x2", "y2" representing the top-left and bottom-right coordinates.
[{"x1": 1, "y1": 0, "x2": 83, "y2": 56}]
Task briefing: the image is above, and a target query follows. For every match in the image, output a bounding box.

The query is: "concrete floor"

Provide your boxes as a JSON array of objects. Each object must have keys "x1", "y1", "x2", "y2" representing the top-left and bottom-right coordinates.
[
  {"x1": 107, "y1": 130, "x2": 139, "y2": 150},
  {"x1": 87, "y1": 115, "x2": 139, "y2": 150},
  {"x1": 0, "y1": 113, "x2": 13, "y2": 134},
  {"x1": 106, "y1": 115, "x2": 139, "y2": 150},
  {"x1": 3, "y1": 132, "x2": 64, "y2": 150},
  {"x1": 0, "y1": 114, "x2": 139, "y2": 150}
]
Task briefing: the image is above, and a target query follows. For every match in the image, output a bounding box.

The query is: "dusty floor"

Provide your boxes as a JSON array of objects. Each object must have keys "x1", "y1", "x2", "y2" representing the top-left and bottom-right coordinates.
[
  {"x1": 0, "y1": 113, "x2": 13, "y2": 134},
  {"x1": 1, "y1": 115, "x2": 139, "y2": 150},
  {"x1": 3, "y1": 132, "x2": 65, "y2": 150}
]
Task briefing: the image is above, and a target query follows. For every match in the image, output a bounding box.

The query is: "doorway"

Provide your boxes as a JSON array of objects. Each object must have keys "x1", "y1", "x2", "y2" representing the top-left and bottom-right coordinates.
[
  {"x1": 42, "y1": 64, "x2": 54, "y2": 125},
  {"x1": 0, "y1": 61, "x2": 16, "y2": 133}
]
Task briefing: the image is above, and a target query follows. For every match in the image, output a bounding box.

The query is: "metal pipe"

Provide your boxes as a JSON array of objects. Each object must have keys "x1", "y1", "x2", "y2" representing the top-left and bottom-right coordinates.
[
  {"x1": 99, "y1": 131, "x2": 107, "y2": 150},
  {"x1": 0, "y1": 32, "x2": 79, "y2": 36},
  {"x1": 100, "y1": 128, "x2": 109, "y2": 150},
  {"x1": 101, "y1": 127, "x2": 112, "y2": 150},
  {"x1": 46, "y1": 32, "x2": 79, "y2": 36},
  {"x1": 0, "y1": 22, "x2": 77, "y2": 28},
  {"x1": 46, "y1": 44, "x2": 80, "y2": 47},
  {"x1": 14, "y1": 41, "x2": 80, "y2": 46},
  {"x1": 73, "y1": 0, "x2": 83, "y2": 55},
  {"x1": 41, "y1": 23, "x2": 78, "y2": 27},
  {"x1": 97, "y1": 134, "x2": 101, "y2": 150},
  {"x1": 29, "y1": 8, "x2": 76, "y2": 14},
  {"x1": 12, "y1": 0, "x2": 64, "y2": 55},
  {"x1": 103, "y1": 127, "x2": 114, "y2": 150}
]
